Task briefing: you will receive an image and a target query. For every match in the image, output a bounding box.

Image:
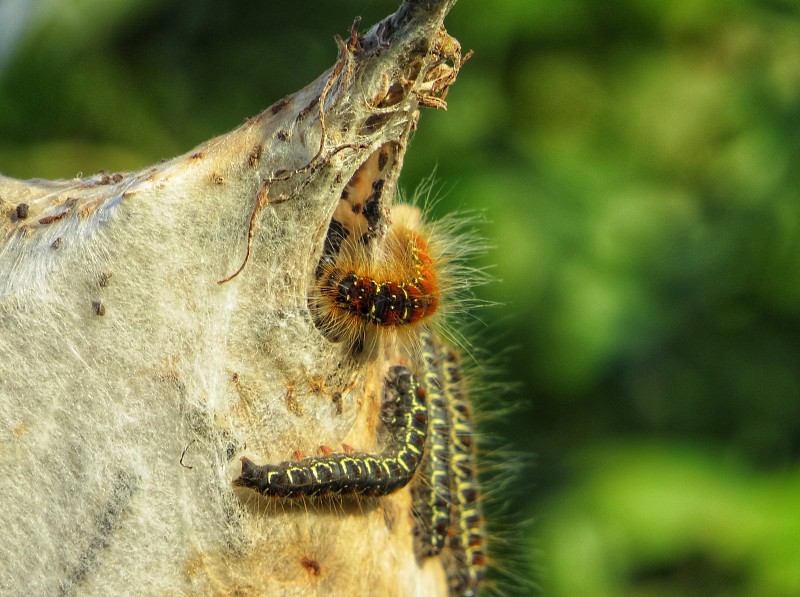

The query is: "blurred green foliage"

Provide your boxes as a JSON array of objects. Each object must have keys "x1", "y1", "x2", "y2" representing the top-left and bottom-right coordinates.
[{"x1": 2, "y1": 1, "x2": 799, "y2": 594}]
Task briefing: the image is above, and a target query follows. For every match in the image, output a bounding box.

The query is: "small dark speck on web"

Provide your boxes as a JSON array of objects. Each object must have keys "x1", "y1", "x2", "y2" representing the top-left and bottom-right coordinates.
[
  {"x1": 92, "y1": 300, "x2": 106, "y2": 316},
  {"x1": 301, "y1": 556, "x2": 322, "y2": 576}
]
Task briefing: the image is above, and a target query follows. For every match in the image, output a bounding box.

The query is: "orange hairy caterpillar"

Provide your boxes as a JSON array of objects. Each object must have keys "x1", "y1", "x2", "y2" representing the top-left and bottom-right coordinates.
[
  {"x1": 411, "y1": 329, "x2": 453, "y2": 558},
  {"x1": 311, "y1": 205, "x2": 443, "y2": 353},
  {"x1": 323, "y1": 227, "x2": 439, "y2": 327},
  {"x1": 441, "y1": 345, "x2": 486, "y2": 597},
  {"x1": 311, "y1": 168, "x2": 487, "y2": 354},
  {"x1": 233, "y1": 366, "x2": 427, "y2": 498}
]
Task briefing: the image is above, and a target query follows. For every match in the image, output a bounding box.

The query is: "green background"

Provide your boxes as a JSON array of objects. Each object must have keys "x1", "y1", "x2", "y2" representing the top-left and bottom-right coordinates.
[{"x1": 2, "y1": 1, "x2": 799, "y2": 594}]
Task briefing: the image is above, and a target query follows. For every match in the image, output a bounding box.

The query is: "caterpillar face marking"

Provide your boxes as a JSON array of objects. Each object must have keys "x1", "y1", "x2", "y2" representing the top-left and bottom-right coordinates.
[
  {"x1": 233, "y1": 366, "x2": 427, "y2": 498},
  {"x1": 441, "y1": 346, "x2": 486, "y2": 597},
  {"x1": 411, "y1": 329, "x2": 452, "y2": 558}
]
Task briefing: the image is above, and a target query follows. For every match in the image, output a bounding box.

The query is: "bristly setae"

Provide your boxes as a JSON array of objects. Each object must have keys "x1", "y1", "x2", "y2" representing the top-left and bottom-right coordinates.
[{"x1": 233, "y1": 366, "x2": 427, "y2": 498}]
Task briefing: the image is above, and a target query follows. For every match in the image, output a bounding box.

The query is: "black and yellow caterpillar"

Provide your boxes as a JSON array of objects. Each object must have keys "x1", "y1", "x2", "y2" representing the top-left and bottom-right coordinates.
[{"x1": 233, "y1": 366, "x2": 427, "y2": 498}]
